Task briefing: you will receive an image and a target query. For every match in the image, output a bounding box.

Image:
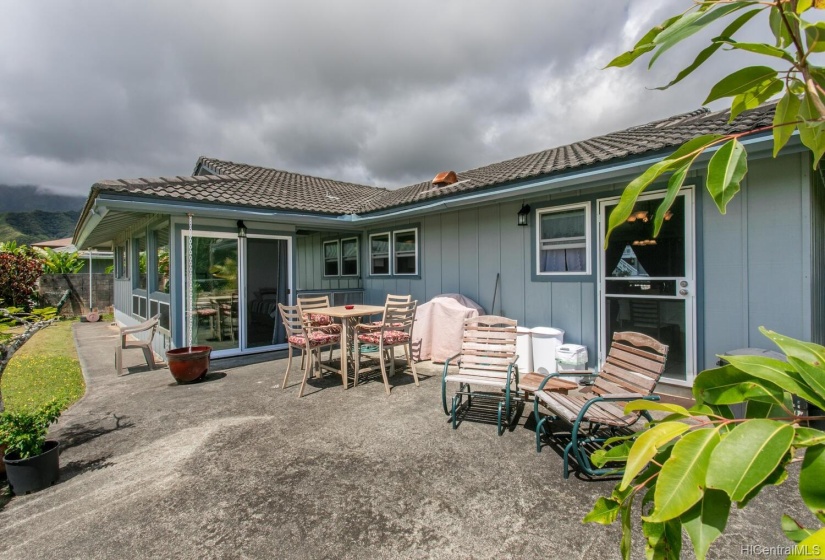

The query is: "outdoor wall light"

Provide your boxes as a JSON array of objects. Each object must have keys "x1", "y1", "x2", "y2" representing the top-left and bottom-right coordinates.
[
  {"x1": 237, "y1": 220, "x2": 247, "y2": 238},
  {"x1": 517, "y1": 203, "x2": 531, "y2": 226}
]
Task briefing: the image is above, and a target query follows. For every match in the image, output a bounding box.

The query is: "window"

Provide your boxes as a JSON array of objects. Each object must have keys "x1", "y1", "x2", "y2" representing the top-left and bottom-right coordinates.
[
  {"x1": 537, "y1": 204, "x2": 590, "y2": 275},
  {"x1": 153, "y1": 226, "x2": 170, "y2": 293},
  {"x1": 323, "y1": 240, "x2": 340, "y2": 276},
  {"x1": 369, "y1": 233, "x2": 390, "y2": 275},
  {"x1": 115, "y1": 244, "x2": 128, "y2": 279},
  {"x1": 341, "y1": 237, "x2": 359, "y2": 276},
  {"x1": 393, "y1": 229, "x2": 418, "y2": 275},
  {"x1": 135, "y1": 236, "x2": 147, "y2": 290}
]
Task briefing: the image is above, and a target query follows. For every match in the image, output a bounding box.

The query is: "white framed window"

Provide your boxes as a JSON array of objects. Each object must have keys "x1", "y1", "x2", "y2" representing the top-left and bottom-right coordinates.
[
  {"x1": 393, "y1": 229, "x2": 418, "y2": 275},
  {"x1": 341, "y1": 237, "x2": 359, "y2": 276},
  {"x1": 115, "y1": 244, "x2": 128, "y2": 279},
  {"x1": 323, "y1": 240, "x2": 340, "y2": 277},
  {"x1": 134, "y1": 235, "x2": 148, "y2": 290},
  {"x1": 536, "y1": 203, "x2": 590, "y2": 275},
  {"x1": 369, "y1": 233, "x2": 391, "y2": 275}
]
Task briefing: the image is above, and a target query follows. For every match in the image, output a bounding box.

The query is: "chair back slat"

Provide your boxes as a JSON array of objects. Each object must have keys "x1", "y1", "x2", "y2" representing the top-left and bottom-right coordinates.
[
  {"x1": 382, "y1": 300, "x2": 417, "y2": 331},
  {"x1": 278, "y1": 304, "x2": 305, "y2": 337},
  {"x1": 457, "y1": 316, "x2": 518, "y2": 380},
  {"x1": 385, "y1": 294, "x2": 412, "y2": 304},
  {"x1": 592, "y1": 332, "x2": 669, "y2": 396},
  {"x1": 297, "y1": 295, "x2": 331, "y2": 312}
]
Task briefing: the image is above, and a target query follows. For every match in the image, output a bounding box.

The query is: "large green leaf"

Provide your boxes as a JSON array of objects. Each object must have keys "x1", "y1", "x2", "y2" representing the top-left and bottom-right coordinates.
[
  {"x1": 621, "y1": 493, "x2": 634, "y2": 560},
  {"x1": 704, "y1": 66, "x2": 779, "y2": 104},
  {"x1": 642, "y1": 519, "x2": 682, "y2": 560},
  {"x1": 795, "y1": 427, "x2": 825, "y2": 448},
  {"x1": 592, "y1": 441, "x2": 632, "y2": 468},
  {"x1": 653, "y1": 163, "x2": 690, "y2": 237},
  {"x1": 787, "y1": 527, "x2": 825, "y2": 559},
  {"x1": 789, "y1": 358, "x2": 825, "y2": 408},
  {"x1": 800, "y1": 444, "x2": 825, "y2": 522},
  {"x1": 693, "y1": 365, "x2": 785, "y2": 405},
  {"x1": 605, "y1": 160, "x2": 673, "y2": 245},
  {"x1": 738, "y1": 451, "x2": 791, "y2": 507},
  {"x1": 605, "y1": 14, "x2": 682, "y2": 68},
  {"x1": 798, "y1": 92, "x2": 825, "y2": 168},
  {"x1": 774, "y1": 90, "x2": 802, "y2": 156},
  {"x1": 782, "y1": 514, "x2": 817, "y2": 543},
  {"x1": 706, "y1": 139, "x2": 748, "y2": 214},
  {"x1": 624, "y1": 400, "x2": 691, "y2": 418},
  {"x1": 646, "y1": 428, "x2": 722, "y2": 522},
  {"x1": 718, "y1": 354, "x2": 825, "y2": 410},
  {"x1": 620, "y1": 422, "x2": 691, "y2": 490},
  {"x1": 723, "y1": 41, "x2": 796, "y2": 61},
  {"x1": 730, "y1": 78, "x2": 783, "y2": 120},
  {"x1": 706, "y1": 419, "x2": 795, "y2": 502},
  {"x1": 584, "y1": 496, "x2": 621, "y2": 525},
  {"x1": 653, "y1": 9, "x2": 762, "y2": 91},
  {"x1": 650, "y1": 2, "x2": 756, "y2": 68},
  {"x1": 804, "y1": 21, "x2": 825, "y2": 52},
  {"x1": 759, "y1": 329, "x2": 825, "y2": 404},
  {"x1": 681, "y1": 489, "x2": 731, "y2": 560}
]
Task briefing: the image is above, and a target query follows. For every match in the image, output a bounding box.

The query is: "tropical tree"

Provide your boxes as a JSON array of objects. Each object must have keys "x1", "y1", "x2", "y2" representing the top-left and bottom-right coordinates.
[
  {"x1": 0, "y1": 243, "x2": 43, "y2": 308},
  {"x1": 585, "y1": 2, "x2": 825, "y2": 559},
  {"x1": 34, "y1": 247, "x2": 85, "y2": 274}
]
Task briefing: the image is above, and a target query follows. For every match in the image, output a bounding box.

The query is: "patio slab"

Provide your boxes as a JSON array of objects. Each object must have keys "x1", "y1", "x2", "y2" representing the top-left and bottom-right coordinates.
[{"x1": 0, "y1": 321, "x2": 815, "y2": 559}]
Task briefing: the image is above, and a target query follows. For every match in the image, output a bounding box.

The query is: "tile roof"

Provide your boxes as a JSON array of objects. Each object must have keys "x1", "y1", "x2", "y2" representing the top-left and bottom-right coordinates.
[{"x1": 87, "y1": 103, "x2": 775, "y2": 218}]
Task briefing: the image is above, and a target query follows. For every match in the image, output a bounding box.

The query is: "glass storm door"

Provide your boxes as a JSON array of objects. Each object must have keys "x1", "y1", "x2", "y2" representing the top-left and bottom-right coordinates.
[{"x1": 599, "y1": 188, "x2": 696, "y2": 384}]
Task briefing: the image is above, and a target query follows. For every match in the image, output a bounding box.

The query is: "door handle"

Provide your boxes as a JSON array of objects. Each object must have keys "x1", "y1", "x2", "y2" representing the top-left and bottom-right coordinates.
[{"x1": 679, "y1": 289, "x2": 689, "y2": 296}]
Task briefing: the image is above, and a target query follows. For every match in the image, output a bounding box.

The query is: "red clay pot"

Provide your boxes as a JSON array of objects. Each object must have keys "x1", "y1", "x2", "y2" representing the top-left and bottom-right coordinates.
[{"x1": 166, "y1": 346, "x2": 212, "y2": 384}]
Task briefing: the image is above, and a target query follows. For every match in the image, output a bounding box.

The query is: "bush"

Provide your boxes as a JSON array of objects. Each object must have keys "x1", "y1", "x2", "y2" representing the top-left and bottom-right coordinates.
[
  {"x1": 0, "y1": 399, "x2": 63, "y2": 459},
  {"x1": 0, "y1": 249, "x2": 43, "y2": 309}
]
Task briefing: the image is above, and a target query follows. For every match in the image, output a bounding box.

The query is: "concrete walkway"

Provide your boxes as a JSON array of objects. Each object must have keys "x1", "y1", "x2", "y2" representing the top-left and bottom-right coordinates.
[{"x1": 0, "y1": 322, "x2": 813, "y2": 559}]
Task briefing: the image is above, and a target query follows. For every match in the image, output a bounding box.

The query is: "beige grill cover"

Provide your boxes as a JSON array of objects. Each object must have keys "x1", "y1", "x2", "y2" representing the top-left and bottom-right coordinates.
[{"x1": 412, "y1": 294, "x2": 484, "y2": 363}]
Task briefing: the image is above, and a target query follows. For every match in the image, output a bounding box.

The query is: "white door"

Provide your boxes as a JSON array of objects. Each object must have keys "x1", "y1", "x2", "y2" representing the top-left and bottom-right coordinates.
[{"x1": 598, "y1": 188, "x2": 696, "y2": 385}]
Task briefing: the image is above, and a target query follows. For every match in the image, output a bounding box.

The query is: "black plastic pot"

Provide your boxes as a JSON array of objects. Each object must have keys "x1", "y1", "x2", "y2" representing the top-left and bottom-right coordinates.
[{"x1": 3, "y1": 440, "x2": 60, "y2": 495}]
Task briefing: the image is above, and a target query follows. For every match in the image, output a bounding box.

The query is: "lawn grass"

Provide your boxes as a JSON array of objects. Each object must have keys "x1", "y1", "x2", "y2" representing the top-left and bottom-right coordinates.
[{"x1": 1, "y1": 319, "x2": 85, "y2": 412}]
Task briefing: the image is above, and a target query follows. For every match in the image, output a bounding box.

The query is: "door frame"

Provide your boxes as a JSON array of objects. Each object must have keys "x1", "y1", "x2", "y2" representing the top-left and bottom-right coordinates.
[
  {"x1": 597, "y1": 186, "x2": 697, "y2": 386},
  {"x1": 180, "y1": 229, "x2": 293, "y2": 358}
]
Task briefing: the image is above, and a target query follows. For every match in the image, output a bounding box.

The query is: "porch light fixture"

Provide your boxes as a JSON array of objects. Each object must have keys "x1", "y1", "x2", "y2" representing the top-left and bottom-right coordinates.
[
  {"x1": 237, "y1": 220, "x2": 247, "y2": 238},
  {"x1": 517, "y1": 203, "x2": 531, "y2": 227}
]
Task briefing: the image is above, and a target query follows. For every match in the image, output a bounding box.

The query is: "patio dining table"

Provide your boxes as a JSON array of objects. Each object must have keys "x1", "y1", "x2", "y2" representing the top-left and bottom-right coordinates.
[{"x1": 312, "y1": 304, "x2": 385, "y2": 389}]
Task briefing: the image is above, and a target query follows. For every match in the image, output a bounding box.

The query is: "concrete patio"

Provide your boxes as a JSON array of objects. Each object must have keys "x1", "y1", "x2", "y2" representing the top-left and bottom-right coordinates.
[{"x1": 0, "y1": 321, "x2": 815, "y2": 559}]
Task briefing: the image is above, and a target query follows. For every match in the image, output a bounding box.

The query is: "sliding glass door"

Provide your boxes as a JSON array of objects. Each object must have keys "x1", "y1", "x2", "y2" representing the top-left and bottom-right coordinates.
[{"x1": 183, "y1": 230, "x2": 291, "y2": 356}]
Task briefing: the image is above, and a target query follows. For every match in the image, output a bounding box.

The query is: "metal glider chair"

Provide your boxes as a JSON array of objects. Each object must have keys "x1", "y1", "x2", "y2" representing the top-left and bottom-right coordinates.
[
  {"x1": 441, "y1": 316, "x2": 519, "y2": 435},
  {"x1": 533, "y1": 331, "x2": 668, "y2": 478}
]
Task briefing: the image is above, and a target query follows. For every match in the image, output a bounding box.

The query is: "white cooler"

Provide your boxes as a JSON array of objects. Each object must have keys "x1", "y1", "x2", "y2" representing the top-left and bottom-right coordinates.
[{"x1": 556, "y1": 344, "x2": 588, "y2": 382}]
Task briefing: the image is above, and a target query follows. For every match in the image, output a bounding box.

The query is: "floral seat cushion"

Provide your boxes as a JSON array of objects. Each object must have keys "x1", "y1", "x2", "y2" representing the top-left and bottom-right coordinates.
[
  {"x1": 288, "y1": 332, "x2": 340, "y2": 348},
  {"x1": 304, "y1": 313, "x2": 333, "y2": 326},
  {"x1": 357, "y1": 330, "x2": 410, "y2": 346}
]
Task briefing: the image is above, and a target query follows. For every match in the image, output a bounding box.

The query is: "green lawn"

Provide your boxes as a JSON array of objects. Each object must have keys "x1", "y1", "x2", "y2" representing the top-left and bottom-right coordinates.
[{"x1": 1, "y1": 320, "x2": 85, "y2": 411}]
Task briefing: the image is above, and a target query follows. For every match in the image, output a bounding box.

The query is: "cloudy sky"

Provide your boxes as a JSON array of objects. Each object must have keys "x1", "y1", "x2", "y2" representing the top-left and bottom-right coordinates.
[{"x1": 0, "y1": 0, "x2": 768, "y2": 196}]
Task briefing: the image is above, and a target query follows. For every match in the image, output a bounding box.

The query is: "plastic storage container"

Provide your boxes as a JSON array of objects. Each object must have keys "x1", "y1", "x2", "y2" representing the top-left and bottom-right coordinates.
[
  {"x1": 530, "y1": 327, "x2": 564, "y2": 374},
  {"x1": 556, "y1": 344, "x2": 588, "y2": 371},
  {"x1": 515, "y1": 326, "x2": 533, "y2": 375}
]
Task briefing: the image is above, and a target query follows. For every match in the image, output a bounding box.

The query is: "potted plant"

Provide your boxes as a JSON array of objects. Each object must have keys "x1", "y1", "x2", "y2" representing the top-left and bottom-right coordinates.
[{"x1": 0, "y1": 399, "x2": 63, "y2": 495}]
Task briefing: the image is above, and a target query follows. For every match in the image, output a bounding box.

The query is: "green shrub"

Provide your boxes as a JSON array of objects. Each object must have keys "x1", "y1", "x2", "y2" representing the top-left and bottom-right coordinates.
[{"x1": 0, "y1": 399, "x2": 63, "y2": 459}]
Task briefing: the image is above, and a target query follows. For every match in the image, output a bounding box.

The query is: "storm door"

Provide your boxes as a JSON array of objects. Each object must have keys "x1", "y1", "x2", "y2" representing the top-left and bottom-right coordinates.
[{"x1": 598, "y1": 188, "x2": 696, "y2": 384}]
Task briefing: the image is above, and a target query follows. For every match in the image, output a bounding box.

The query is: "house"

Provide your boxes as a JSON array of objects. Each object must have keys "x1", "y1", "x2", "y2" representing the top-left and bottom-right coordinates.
[{"x1": 73, "y1": 103, "x2": 825, "y2": 397}]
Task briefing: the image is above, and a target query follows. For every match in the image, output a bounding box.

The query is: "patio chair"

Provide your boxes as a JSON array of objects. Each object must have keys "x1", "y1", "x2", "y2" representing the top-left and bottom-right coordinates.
[
  {"x1": 353, "y1": 299, "x2": 418, "y2": 394},
  {"x1": 115, "y1": 314, "x2": 161, "y2": 375},
  {"x1": 441, "y1": 316, "x2": 519, "y2": 435},
  {"x1": 534, "y1": 331, "x2": 668, "y2": 478},
  {"x1": 297, "y1": 294, "x2": 341, "y2": 360},
  {"x1": 277, "y1": 303, "x2": 342, "y2": 397}
]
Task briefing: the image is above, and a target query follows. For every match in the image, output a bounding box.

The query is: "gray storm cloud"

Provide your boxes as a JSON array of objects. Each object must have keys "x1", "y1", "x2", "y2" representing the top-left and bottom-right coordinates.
[{"x1": 0, "y1": 0, "x2": 757, "y2": 195}]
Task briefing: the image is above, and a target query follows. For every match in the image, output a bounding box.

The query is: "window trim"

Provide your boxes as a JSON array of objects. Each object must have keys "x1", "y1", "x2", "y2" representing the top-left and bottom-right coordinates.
[
  {"x1": 133, "y1": 234, "x2": 148, "y2": 292},
  {"x1": 392, "y1": 228, "x2": 419, "y2": 276},
  {"x1": 535, "y1": 202, "x2": 591, "y2": 276},
  {"x1": 115, "y1": 244, "x2": 129, "y2": 279},
  {"x1": 322, "y1": 239, "x2": 341, "y2": 277},
  {"x1": 369, "y1": 232, "x2": 392, "y2": 276},
  {"x1": 340, "y1": 236, "x2": 360, "y2": 277},
  {"x1": 151, "y1": 224, "x2": 170, "y2": 294}
]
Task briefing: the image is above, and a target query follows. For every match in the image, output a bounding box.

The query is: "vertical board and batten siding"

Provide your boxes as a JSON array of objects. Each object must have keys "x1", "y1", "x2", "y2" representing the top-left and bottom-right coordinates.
[
  {"x1": 700, "y1": 151, "x2": 813, "y2": 369},
  {"x1": 295, "y1": 233, "x2": 361, "y2": 292}
]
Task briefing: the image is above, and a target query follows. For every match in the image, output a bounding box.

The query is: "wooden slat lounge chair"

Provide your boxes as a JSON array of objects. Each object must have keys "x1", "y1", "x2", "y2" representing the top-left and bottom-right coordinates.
[
  {"x1": 441, "y1": 316, "x2": 519, "y2": 435},
  {"x1": 534, "y1": 331, "x2": 668, "y2": 478}
]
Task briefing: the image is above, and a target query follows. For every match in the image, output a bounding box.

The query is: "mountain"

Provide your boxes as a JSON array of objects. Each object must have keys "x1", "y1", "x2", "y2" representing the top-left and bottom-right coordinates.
[
  {"x1": 0, "y1": 210, "x2": 81, "y2": 245},
  {"x1": 0, "y1": 185, "x2": 86, "y2": 213}
]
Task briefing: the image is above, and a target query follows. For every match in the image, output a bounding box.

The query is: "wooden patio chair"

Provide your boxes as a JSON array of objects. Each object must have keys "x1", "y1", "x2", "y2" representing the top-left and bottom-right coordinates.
[
  {"x1": 115, "y1": 314, "x2": 161, "y2": 375},
  {"x1": 353, "y1": 299, "x2": 418, "y2": 394},
  {"x1": 277, "y1": 303, "x2": 341, "y2": 397},
  {"x1": 533, "y1": 331, "x2": 668, "y2": 478},
  {"x1": 441, "y1": 316, "x2": 519, "y2": 435}
]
